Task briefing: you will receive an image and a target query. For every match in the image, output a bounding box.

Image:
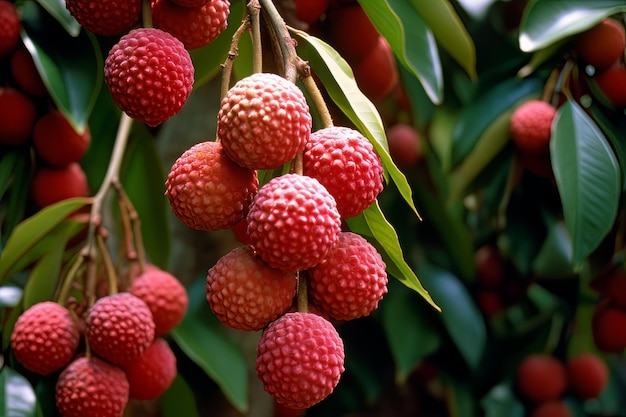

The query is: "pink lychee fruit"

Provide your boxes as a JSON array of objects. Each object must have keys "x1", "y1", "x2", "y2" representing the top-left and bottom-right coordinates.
[
  {"x1": 509, "y1": 100, "x2": 557, "y2": 155},
  {"x1": 124, "y1": 337, "x2": 177, "y2": 400},
  {"x1": 65, "y1": 0, "x2": 142, "y2": 36}
]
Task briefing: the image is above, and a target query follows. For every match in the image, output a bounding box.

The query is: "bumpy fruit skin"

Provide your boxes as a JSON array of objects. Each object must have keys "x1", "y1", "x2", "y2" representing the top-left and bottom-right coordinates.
[
  {"x1": 165, "y1": 140, "x2": 259, "y2": 231},
  {"x1": 152, "y1": 0, "x2": 230, "y2": 50},
  {"x1": 169, "y1": 0, "x2": 208, "y2": 7},
  {"x1": 217, "y1": 73, "x2": 312, "y2": 170},
  {"x1": 303, "y1": 126, "x2": 383, "y2": 219},
  {"x1": 0, "y1": 87, "x2": 36, "y2": 146},
  {"x1": 566, "y1": 353, "x2": 609, "y2": 399},
  {"x1": 11, "y1": 302, "x2": 80, "y2": 375},
  {"x1": 353, "y1": 36, "x2": 399, "y2": 102},
  {"x1": 247, "y1": 174, "x2": 341, "y2": 272},
  {"x1": 31, "y1": 162, "x2": 89, "y2": 208},
  {"x1": 308, "y1": 232, "x2": 387, "y2": 321},
  {"x1": 10, "y1": 46, "x2": 48, "y2": 97},
  {"x1": 55, "y1": 356, "x2": 129, "y2": 417},
  {"x1": 65, "y1": 0, "x2": 142, "y2": 36},
  {"x1": 529, "y1": 401, "x2": 572, "y2": 417},
  {"x1": 104, "y1": 28, "x2": 194, "y2": 127},
  {"x1": 592, "y1": 303, "x2": 626, "y2": 352},
  {"x1": 206, "y1": 245, "x2": 296, "y2": 331},
  {"x1": 256, "y1": 312, "x2": 345, "y2": 409},
  {"x1": 124, "y1": 338, "x2": 176, "y2": 400},
  {"x1": 86, "y1": 292, "x2": 155, "y2": 366},
  {"x1": 575, "y1": 18, "x2": 626, "y2": 70},
  {"x1": 325, "y1": 3, "x2": 379, "y2": 62},
  {"x1": 33, "y1": 110, "x2": 91, "y2": 167},
  {"x1": 386, "y1": 123, "x2": 422, "y2": 169},
  {"x1": 0, "y1": 0, "x2": 20, "y2": 57},
  {"x1": 129, "y1": 267, "x2": 189, "y2": 336},
  {"x1": 515, "y1": 353, "x2": 567, "y2": 403},
  {"x1": 509, "y1": 100, "x2": 557, "y2": 155}
]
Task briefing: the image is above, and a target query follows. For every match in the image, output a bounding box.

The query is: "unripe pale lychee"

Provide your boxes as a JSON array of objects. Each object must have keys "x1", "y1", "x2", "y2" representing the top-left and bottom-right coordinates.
[
  {"x1": 124, "y1": 337, "x2": 177, "y2": 400},
  {"x1": 55, "y1": 356, "x2": 129, "y2": 417},
  {"x1": 31, "y1": 162, "x2": 89, "y2": 208},
  {"x1": 0, "y1": 87, "x2": 36, "y2": 146},
  {"x1": 509, "y1": 100, "x2": 557, "y2": 155},
  {"x1": 303, "y1": 126, "x2": 383, "y2": 219},
  {"x1": 152, "y1": 0, "x2": 230, "y2": 50},
  {"x1": 308, "y1": 232, "x2": 387, "y2": 321},
  {"x1": 11, "y1": 301, "x2": 80, "y2": 375},
  {"x1": 217, "y1": 73, "x2": 312, "y2": 169},
  {"x1": 206, "y1": 245, "x2": 297, "y2": 331},
  {"x1": 247, "y1": 174, "x2": 341, "y2": 272},
  {"x1": 65, "y1": 0, "x2": 142, "y2": 36},
  {"x1": 165, "y1": 140, "x2": 259, "y2": 231},
  {"x1": 575, "y1": 18, "x2": 626, "y2": 70},
  {"x1": 33, "y1": 110, "x2": 91, "y2": 167},
  {"x1": 256, "y1": 312, "x2": 345, "y2": 409},
  {"x1": 0, "y1": 0, "x2": 20, "y2": 58},
  {"x1": 515, "y1": 353, "x2": 567, "y2": 403},
  {"x1": 566, "y1": 353, "x2": 609, "y2": 400},
  {"x1": 86, "y1": 292, "x2": 155, "y2": 366},
  {"x1": 129, "y1": 267, "x2": 189, "y2": 336},
  {"x1": 104, "y1": 28, "x2": 194, "y2": 127}
]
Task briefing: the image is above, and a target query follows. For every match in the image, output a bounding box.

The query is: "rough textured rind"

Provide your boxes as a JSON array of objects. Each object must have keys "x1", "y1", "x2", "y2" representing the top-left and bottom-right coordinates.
[
  {"x1": 124, "y1": 338, "x2": 177, "y2": 400},
  {"x1": 11, "y1": 302, "x2": 80, "y2": 375},
  {"x1": 256, "y1": 312, "x2": 345, "y2": 409},
  {"x1": 165, "y1": 140, "x2": 259, "y2": 231},
  {"x1": 104, "y1": 28, "x2": 194, "y2": 127},
  {"x1": 303, "y1": 126, "x2": 383, "y2": 219},
  {"x1": 509, "y1": 100, "x2": 556, "y2": 155},
  {"x1": 217, "y1": 73, "x2": 312, "y2": 169},
  {"x1": 206, "y1": 245, "x2": 297, "y2": 331},
  {"x1": 247, "y1": 174, "x2": 341, "y2": 272},
  {"x1": 65, "y1": 0, "x2": 142, "y2": 36}
]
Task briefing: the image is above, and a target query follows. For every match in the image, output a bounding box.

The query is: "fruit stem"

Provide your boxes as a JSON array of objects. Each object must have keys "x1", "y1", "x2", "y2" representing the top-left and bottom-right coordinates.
[
  {"x1": 97, "y1": 232, "x2": 118, "y2": 296},
  {"x1": 56, "y1": 252, "x2": 85, "y2": 307},
  {"x1": 258, "y1": 0, "x2": 297, "y2": 82},
  {"x1": 297, "y1": 58, "x2": 334, "y2": 128},
  {"x1": 248, "y1": 0, "x2": 263, "y2": 74},
  {"x1": 221, "y1": 16, "x2": 251, "y2": 101},
  {"x1": 142, "y1": 0, "x2": 153, "y2": 28},
  {"x1": 296, "y1": 270, "x2": 308, "y2": 313}
]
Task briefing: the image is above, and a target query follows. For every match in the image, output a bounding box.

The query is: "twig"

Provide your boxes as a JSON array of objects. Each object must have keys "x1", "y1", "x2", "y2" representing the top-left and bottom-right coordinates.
[{"x1": 248, "y1": 0, "x2": 263, "y2": 74}]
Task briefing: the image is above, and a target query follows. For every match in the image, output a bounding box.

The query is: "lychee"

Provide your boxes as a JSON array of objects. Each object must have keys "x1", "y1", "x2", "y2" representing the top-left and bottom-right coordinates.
[
  {"x1": 85, "y1": 292, "x2": 155, "y2": 366},
  {"x1": 169, "y1": 0, "x2": 209, "y2": 7},
  {"x1": 353, "y1": 36, "x2": 399, "y2": 102},
  {"x1": 0, "y1": 87, "x2": 37, "y2": 146},
  {"x1": 104, "y1": 27, "x2": 194, "y2": 127},
  {"x1": 509, "y1": 100, "x2": 557, "y2": 155},
  {"x1": 592, "y1": 303, "x2": 626, "y2": 352},
  {"x1": 303, "y1": 126, "x2": 383, "y2": 219},
  {"x1": 247, "y1": 174, "x2": 341, "y2": 272},
  {"x1": 529, "y1": 401, "x2": 572, "y2": 417},
  {"x1": 256, "y1": 312, "x2": 345, "y2": 409},
  {"x1": 575, "y1": 18, "x2": 626, "y2": 70},
  {"x1": 308, "y1": 232, "x2": 387, "y2": 321},
  {"x1": 594, "y1": 64, "x2": 626, "y2": 108},
  {"x1": 30, "y1": 162, "x2": 89, "y2": 208},
  {"x1": 33, "y1": 110, "x2": 91, "y2": 167},
  {"x1": 10, "y1": 46, "x2": 48, "y2": 97},
  {"x1": 293, "y1": 0, "x2": 329, "y2": 24},
  {"x1": 165, "y1": 140, "x2": 259, "y2": 231},
  {"x1": 324, "y1": 3, "x2": 379, "y2": 62},
  {"x1": 124, "y1": 337, "x2": 177, "y2": 400},
  {"x1": 128, "y1": 267, "x2": 189, "y2": 336},
  {"x1": 65, "y1": 0, "x2": 141, "y2": 36},
  {"x1": 603, "y1": 268, "x2": 626, "y2": 308},
  {"x1": 515, "y1": 353, "x2": 568, "y2": 403},
  {"x1": 475, "y1": 244, "x2": 506, "y2": 289},
  {"x1": 55, "y1": 356, "x2": 129, "y2": 417},
  {"x1": 566, "y1": 352, "x2": 609, "y2": 400},
  {"x1": 206, "y1": 245, "x2": 297, "y2": 331},
  {"x1": 217, "y1": 73, "x2": 312, "y2": 170},
  {"x1": 10, "y1": 301, "x2": 80, "y2": 375},
  {"x1": 386, "y1": 123, "x2": 422, "y2": 169},
  {"x1": 0, "y1": 0, "x2": 20, "y2": 58}
]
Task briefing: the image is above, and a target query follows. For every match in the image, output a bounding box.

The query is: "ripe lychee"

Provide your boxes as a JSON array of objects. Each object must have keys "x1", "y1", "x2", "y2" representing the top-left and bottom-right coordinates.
[
  {"x1": 308, "y1": 232, "x2": 387, "y2": 321},
  {"x1": 104, "y1": 27, "x2": 194, "y2": 127},
  {"x1": 529, "y1": 401, "x2": 572, "y2": 417},
  {"x1": 169, "y1": 0, "x2": 208, "y2": 7},
  {"x1": 124, "y1": 337, "x2": 177, "y2": 400},
  {"x1": 31, "y1": 162, "x2": 89, "y2": 208},
  {"x1": 152, "y1": 0, "x2": 230, "y2": 50},
  {"x1": 303, "y1": 126, "x2": 383, "y2": 219},
  {"x1": 86, "y1": 292, "x2": 155, "y2": 366},
  {"x1": 475, "y1": 244, "x2": 506, "y2": 289},
  {"x1": 0, "y1": 87, "x2": 37, "y2": 146},
  {"x1": 509, "y1": 100, "x2": 557, "y2": 155},
  {"x1": 65, "y1": 0, "x2": 142, "y2": 36},
  {"x1": 217, "y1": 73, "x2": 312, "y2": 170},
  {"x1": 206, "y1": 245, "x2": 297, "y2": 331},
  {"x1": 247, "y1": 174, "x2": 341, "y2": 272},
  {"x1": 575, "y1": 18, "x2": 626, "y2": 70},
  {"x1": 566, "y1": 353, "x2": 609, "y2": 400},
  {"x1": 592, "y1": 303, "x2": 626, "y2": 352},
  {"x1": 256, "y1": 312, "x2": 345, "y2": 409},
  {"x1": 515, "y1": 353, "x2": 568, "y2": 403},
  {"x1": 165, "y1": 140, "x2": 259, "y2": 231},
  {"x1": 294, "y1": 0, "x2": 329, "y2": 24},
  {"x1": 594, "y1": 64, "x2": 626, "y2": 108},
  {"x1": 128, "y1": 267, "x2": 189, "y2": 336},
  {"x1": 10, "y1": 46, "x2": 48, "y2": 97},
  {"x1": 353, "y1": 36, "x2": 399, "y2": 102},
  {"x1": 33, "y1": 110, "x2": 91, "y2": 167},
  {"x1": 10, "y1": 301, "x2": 80, "y2": 376},
  {"x1": 55, "y1": 356, "x2": 129, "y2": 417},
  {"x1": 604, "y1": 268, "x2": 626, "y2": 308},
  {"x1": 386, "y1": 123, "x2": 422, "y2": 169},
  {"x1": 0, "y1": 0, "x2": 20, "y2": 58},
  {"x1": 324, "y1": 3, "x2": 379, "y2": 62}
]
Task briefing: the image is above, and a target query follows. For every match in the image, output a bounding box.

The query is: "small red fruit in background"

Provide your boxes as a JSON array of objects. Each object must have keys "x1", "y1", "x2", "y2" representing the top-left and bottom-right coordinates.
[
  {"x1": 293, "y1": 0, "x2": 329, "y2": 24},
  {"x1": 575, "y1": 18, "x2": 626, "y2": 70},
  {"x1": 603, "y1": 268, "x2": 626, "y2": 308},
  {"x1": 515, "y1": 353, "x2": 568, "y2": 403},
  {"x1": 592, "y1": 303, "x2": 626, "y2": 353},
  {"x1": 386, "y1": 123, "x2": 422, "y2": 169},
  {"x1": 353, "y1": 36, "x2": 399, "y2": 102},
  {"x1": 566, "y1": 353, "x2": 609, "y2": 400},
  {"x1": 476, "y1": 289, "x2": 503, "y2": 318},
  {"x1": 0, "y1": 87, "x2": 37, "y2": 146},
  {"x1": 325, "y1": 3, "x2": 379, "y2": 62},
  {"x1": 33, "y1": 110, "x2": 91, "y2": 167},
  {"x1": 31, "y1": 162, "x2": 89, "y2": 208},
  {"x1": 10, "y1": 46, "x2": 48, "y2": 97},
  {"x1": 529, "y1": 400, "x2": 572, "y2": 417},
  {"x1": 474, "y1": 244, "x2": 506, "y2": 288},
  {"x1": 593, "y1": 64, "x2": 626, "y2": 108},
  {"x1": 509, "y1": 100, "x2": 557, "y2": 155},
  {"x1": 0, "y1": 0, "x2": 21, "y2": 58}
]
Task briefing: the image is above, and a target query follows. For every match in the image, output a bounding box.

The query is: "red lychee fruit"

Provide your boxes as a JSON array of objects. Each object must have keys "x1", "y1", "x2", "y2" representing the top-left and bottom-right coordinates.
[
  {"x1": 308, "y1": 232, "x2": 387, "y2": 321},
  {"x1": 10, "y1": 46, "x2": 48, "y2": 97},
  {"x1": 509, "y1": 100, "x2": 557, "y2": 155},
  {"x1": 33, "y1": 110, "x2": 91, "y2": 167},
  {"x1": 303, "y1": 126, "x2": 383, "y2": 219},
  {"x1": 474, "y1": 244, "x2": 506, "y2": 289},
  {"x1": 86, "y1": 292, "x2": 155, "y2": 366},
  {"x1": 31, "y1": 162, "x2": 89, "y2": 208},
  {"x1": 592, "y1": 303, "x2": 626, "y2": 353},
  {"x1": 10, "y1": 301, "x2": 80, "y2": 376},
  {"x1": 256, "y1": 312, "x2": 345, "y2": 409},
  {"x1": 169, "y1": 0, "x2": 208, "y2": 7},
  {"x1": 0, "y1": 87, "x2": 37, "y2": 146},
  {"x1": 566, "y1": 352, "x2": 609, "y2": 400},
  {"x1": 65, "y1": 0, "x2": 142, "y2": 36},
  {"x1": 206, "y1": 245, "x2": 297, "y2": 331},
  {"x1": 217, "y1": 73, "x2": 312, "y2": 170},
  {"x1": 152, "y1": 0, "x2": 230, "y2": 50},
  {"x1": 294, "y1": 0, "x2": 329, "y2": 24},
  {"x1": 575, "y1": 18, "x2": 626, "y2": 70},
  {"x1": 124, "y1": 337, "x2": 177, "y2": 400},
  {"x1": 386, "y1": 123, "x2": 422, "y2": 169},
  {"x1": 0, "y1": 0, "x2": 20, "y2": 58},
  {"x1": 594, "y1": 64, "x2": 626, "y2": 108},
  {"x1": 273, "y1": 399, "x2": 306, "y2": 417},
  {"x1": 529, "y1": 401, "x2": 572, "y2": 417},
  {"x1": 165, "y1": 140, "x2": 259, "y2": 231},
  {"x1": 247, "y1": 174, "x2": 341, "y2": 272},
  {"x1": 55, "y1": 356, "x2": 129, "y2": 417},
  {"x1": 601, "y1": 267, "x2": 626, "y2": 308},
  {"x1": 325, "y1": 3, "x2": 379, "y2": 62},
  {"x1": 353, "y1": 36, "x2": 399, "y2": 102},
  {"x1": 128, "y1": 267, "x2": 189, "y2": 336},
  {"x1": 104, "y1": 27, "x2": 194, "y2": 127},
  {"x1": 231, "y1": 217, "x2": 252, "y2": 245},
  {"x1": 515, "y1": 353, "x2": 568, "y2": 403}
]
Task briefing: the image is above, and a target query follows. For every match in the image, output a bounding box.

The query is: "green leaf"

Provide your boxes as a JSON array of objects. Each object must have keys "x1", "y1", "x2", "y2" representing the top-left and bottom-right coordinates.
[
  {"x1": 519, "y1": 0, "x2": 626, "y2": 52},
  {"x1": 551, "y1": 100, "x2": 621, "y2": 268},
  {"x1": 292, "y1": 29, "x2": 420, "y2": 219},
  {"x1": 0, "y1": 367, "x2": 37, "y2": 417},
  {"x1": 0, "y1": 148, "x2": 31, "y2": 243},
  {"x1": 358, "y1": 0, "x2": 443, "y2": 104},
  {"x1": 409, "y1": 0, "x2": 477, "y2": 80},
  {"x1": 170, "y1": 278, "x2": 248, "y2": 413},
  {"x1": 32, "y1": 0, "x2": 81, "y2": 36},
  {"x1": 161, "y1": 374, "x2": 200, "y2": 417}
]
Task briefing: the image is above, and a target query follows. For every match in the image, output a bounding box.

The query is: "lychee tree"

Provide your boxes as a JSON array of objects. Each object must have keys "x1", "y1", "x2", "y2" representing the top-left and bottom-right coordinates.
[{"x1": 1, "y1": 0, "x2": 626, "y2": 417}]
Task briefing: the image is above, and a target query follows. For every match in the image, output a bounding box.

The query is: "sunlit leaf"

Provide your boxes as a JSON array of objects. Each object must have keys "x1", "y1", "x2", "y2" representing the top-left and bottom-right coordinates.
[
  {"x1": 0, "y1": 367, "x2": 37, "y2": 417},
  {"x1": 0, "y1": 286, "x2": 22, "y2": 309}
]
